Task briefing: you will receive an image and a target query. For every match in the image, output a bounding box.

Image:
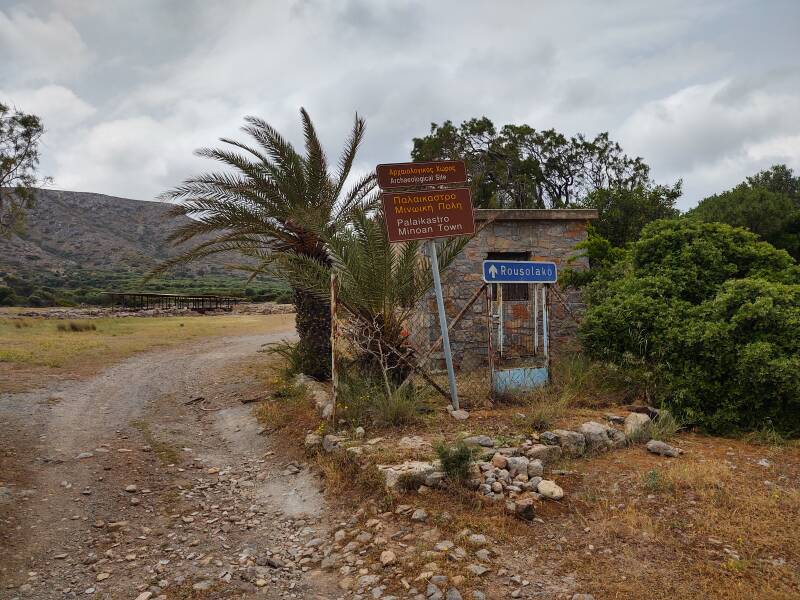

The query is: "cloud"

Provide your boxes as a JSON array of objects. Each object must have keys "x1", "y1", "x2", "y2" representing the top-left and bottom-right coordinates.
[
  {"x1": 0, "y1": 85, "x2": 95, "y2": 130},
  {"x1": 618, "y1": 76, "x2": 800, "y2": 206},
  {"x1": 1, "y1": 0, "x2": 798, "y2": 209},
  {"x1": 0, "y1": 7, "x2": 92, "y2": 82}
]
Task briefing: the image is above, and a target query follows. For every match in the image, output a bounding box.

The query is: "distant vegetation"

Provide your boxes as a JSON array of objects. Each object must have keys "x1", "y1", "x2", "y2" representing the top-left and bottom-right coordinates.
[{"x1": 0, "y1": 268, "x2": 291, "y2": 307}]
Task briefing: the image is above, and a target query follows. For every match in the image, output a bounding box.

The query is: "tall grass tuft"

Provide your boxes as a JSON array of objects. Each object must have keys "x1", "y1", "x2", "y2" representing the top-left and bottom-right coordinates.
[
  {"x1": 338, "y1": 368, "x2": 419, "y2": 427},
  {"x1": 56, "y1": 321, "x2": 96, "y2": 332}
]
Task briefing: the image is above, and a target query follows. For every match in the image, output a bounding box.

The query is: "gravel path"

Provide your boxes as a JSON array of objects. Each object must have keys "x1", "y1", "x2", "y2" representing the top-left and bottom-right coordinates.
[{"x1": 0, "y1": 330, "x2": 340, "y2": 599}]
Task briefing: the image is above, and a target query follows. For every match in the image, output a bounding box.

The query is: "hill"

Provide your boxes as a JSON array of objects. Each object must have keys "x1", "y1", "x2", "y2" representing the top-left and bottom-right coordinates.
[{"x1": 0, "y1": 189, "x2": 288, "y2": 306}]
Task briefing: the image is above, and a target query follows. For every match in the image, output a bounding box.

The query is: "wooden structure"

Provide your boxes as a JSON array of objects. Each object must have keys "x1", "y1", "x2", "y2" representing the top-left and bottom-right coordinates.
[{"x1": 108, "y1": 292, "x2": 240, "y2": 311}]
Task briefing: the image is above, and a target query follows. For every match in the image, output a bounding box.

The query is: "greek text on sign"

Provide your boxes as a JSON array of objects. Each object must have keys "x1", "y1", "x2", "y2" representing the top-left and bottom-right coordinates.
[
  {"x1": 382, "y1": 187, "x2": 475, "y2": 243},
  {"x1": 482, "y1": 260, "x2": 558, "y2": 283},
  {"x1": 376, "y1": 160, "x2": 467, "y2": 190}
]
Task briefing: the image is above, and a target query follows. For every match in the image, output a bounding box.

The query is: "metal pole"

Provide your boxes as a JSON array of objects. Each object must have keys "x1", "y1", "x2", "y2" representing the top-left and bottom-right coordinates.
[
  {"x1": 542, "y1": 285, "x2": 549, "y2": 368},
  {"x1": 427, "y1": 239, "x2": 459, "y2": 411},
  {"x1": 533, "y1": 283, "x2": 539, "y2": 356},
  {"x1": 498, "y1": 283, "x2": 504, "y2": 357},
  {"x1": 486, "y1": 284, "x2": 494, "y2": 399}
]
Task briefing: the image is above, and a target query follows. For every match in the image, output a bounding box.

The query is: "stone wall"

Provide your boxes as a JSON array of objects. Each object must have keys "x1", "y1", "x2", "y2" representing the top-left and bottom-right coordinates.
[{"x1": 412, "y1": 209, "x2": 596, "y2": 371}]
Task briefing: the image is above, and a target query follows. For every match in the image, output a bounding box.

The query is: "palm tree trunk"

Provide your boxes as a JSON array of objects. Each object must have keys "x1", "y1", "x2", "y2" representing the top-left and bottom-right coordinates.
[{"x1": 293, "y1": 287, "x2": 331, "y2": 380}]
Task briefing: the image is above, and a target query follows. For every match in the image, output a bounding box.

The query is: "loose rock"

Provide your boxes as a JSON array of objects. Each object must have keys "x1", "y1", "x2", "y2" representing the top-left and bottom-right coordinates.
[{"x1": 646, "y1": 439, "x2": 681, "y2": 457}]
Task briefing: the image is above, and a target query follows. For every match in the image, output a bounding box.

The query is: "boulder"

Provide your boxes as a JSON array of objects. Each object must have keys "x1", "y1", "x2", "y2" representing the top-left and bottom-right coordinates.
[
  {"x1": 514, "y1": 497, "x2": 536, "y2": 520},
  {"x1": 322, "y1": 434, "x2": 344, "y2": 453},
  {"x1": 607, "y1": 427, "x2": 627, "y2": 449},
  {"x1": 505, "y1": 456, "x2": 529, "y2": 478},
  {"x1": 378, "y1": 461, "x2": 437, "y2": 491},
  {"x1": 646, "y1": 440, "x2": 681, "y2": 457},
  {"x1": 624, "y1": 413, "x2": 651, "y2": 440},
  {"x1": 537, "y1": 479, "x2": 564, "y2": 500},
  {"x1": 525, "y1": 444, "x2": 562, "y2": 465},
  {"x1": 579, "y1": 422, "x2": 614, "y2": 454},
  {"x1": 490, "y1": 453, "x2": 508, "y2": 469},
  {"x1": 399, "y1": 436, "x2": 430, "y2": 451},
  {"x1": 447, "y1": 406, "x2": 470, "y2": 420},
  {"x1": 304, "y1": 433, "x2": 322, "y2": 454},
  {"x1": 551, "y1": 429, "x2": 586, "y2": 457},
  {"x1": 462, "y1": 435, "x2": 494, "y2": 448},
  {"x1": 539, "y1": 431, "x2": 559, "y2": 445},
  {"x1": 527, "y1": 459, "x2": 544, "y2": 478}
]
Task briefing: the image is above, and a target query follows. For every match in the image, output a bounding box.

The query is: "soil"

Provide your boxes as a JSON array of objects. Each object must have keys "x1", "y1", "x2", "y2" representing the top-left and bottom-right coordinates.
[{"x1": 0, "y1": 328, "x2": 339, "y2": 599}]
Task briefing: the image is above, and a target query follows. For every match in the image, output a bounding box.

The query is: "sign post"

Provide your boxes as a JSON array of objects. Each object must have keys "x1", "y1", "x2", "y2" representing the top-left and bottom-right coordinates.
[
  {"x1": 375, "y1": 160, "x2": 472, "y2": 412},
  {"x1": 427, "y1": 238, "x2": 460, "y2": 410}
]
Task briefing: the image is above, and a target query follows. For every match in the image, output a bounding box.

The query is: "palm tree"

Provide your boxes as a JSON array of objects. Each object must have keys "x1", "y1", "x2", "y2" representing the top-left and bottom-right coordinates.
[
  {"x1": 275, "y1": 207, "x2": 469, "y2": 388},
  {"x1": 157, "y1": 109, "x2": 375, "y2": 379}
]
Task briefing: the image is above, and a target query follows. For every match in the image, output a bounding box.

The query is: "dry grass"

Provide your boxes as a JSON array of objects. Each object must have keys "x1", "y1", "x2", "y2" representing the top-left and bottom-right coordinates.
[
  {"x1": 0, "y1": 313, "x2": 294, "y2": 392},
  {"x1": 56, "y1": 320, "x2": 97, "y2": 332},
  {"x1": 258, "y1": 351, "x2": 800, "y2": 600}
]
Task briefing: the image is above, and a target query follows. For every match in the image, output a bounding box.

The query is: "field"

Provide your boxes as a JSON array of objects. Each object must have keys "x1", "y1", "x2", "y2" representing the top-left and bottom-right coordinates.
[
  {"x1": 0, "y1": 312, "x2": 295, "y2": 392},
  {"x1": 258, "y1": 355, "x2": 800, "y2": 600}
]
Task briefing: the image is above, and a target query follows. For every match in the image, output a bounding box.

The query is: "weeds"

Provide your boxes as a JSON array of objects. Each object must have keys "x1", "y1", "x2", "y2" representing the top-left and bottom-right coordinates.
[
  {"x1": 256, "y1": 381, "x2": 308, "y2": 432},
  {"x1": 130, "y1": 419, "x2": 181, "y2": 465},
  {"x1": 435, "y1": 441, "x2": 474, "y2": 481},
  {"x1": 649, "y1": 410, "x2": 682, "y2": 441},
  {"x1": 264, "y1": 340, "x2": 307, "y2": 378},
  {"x1": 519, "y1": 396, "x2": 567, "y2": 432},
  {"x1": 744, "y1": 421, "x2": 788, "y2": 447},
  {"x1": 642, "y1": 468, "x2": 673, "y2": 493},
  {"x1": 338, "y1": 368, "x2": 419, "y2": 427},
  {"x1": 56, "y1": 320, "x2": 96, "y2": 332},
  {"x1": 316, "y1": 450, "x2": 388, "y2": 501}
]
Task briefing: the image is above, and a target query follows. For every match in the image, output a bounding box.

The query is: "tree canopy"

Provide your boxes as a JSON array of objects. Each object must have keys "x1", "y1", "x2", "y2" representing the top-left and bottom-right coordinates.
[
  {"x1": 411, "y1": 117, "x2": 651, "y2": 209},
  {"x1": 579, "y1": 183, "x2": 681, "y2": 247},
  {"x1": 689, "y1": 164, "x2": 800, "y2": 260},
  {"x1": 0, "y1": 102, "x2": 47, "y2": 235}
]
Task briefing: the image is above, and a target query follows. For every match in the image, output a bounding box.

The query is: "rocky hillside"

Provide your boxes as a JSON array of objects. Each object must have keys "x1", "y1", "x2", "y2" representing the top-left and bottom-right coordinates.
[{"x1": 0, "y1": 188, "x2": 230, "y2": 275}]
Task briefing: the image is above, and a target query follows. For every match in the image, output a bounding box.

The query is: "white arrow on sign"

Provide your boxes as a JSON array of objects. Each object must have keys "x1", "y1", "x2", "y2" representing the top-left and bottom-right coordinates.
[{"x1": 488, "y1": 265, "x2": 498, "y2": 278}]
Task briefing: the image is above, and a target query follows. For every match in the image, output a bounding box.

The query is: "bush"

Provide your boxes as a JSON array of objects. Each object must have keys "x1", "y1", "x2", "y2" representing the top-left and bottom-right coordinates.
[
  {"x1": 435, "y1": 441, "x2": 474, "y2": 482},
  {"x1": 0, "y1": 285, "x2": 18, "y2": 306},
  {"x1": 580, "y1": 220, "x2": 800, "y2": 435}
]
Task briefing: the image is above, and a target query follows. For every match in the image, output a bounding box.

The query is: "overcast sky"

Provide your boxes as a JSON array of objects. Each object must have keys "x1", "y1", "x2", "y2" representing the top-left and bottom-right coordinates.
[{"x1": 1, "y1": 0, "x2": 799, "y2": 210}]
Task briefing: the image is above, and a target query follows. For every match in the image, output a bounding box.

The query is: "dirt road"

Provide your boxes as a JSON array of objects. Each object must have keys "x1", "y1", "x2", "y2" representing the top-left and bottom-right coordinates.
[{"x1": 0, "y1": 328, "x2": 340, "y2": 599}]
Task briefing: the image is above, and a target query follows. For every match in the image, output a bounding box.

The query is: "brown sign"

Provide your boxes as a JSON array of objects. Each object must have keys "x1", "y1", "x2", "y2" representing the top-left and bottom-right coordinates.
[
  {"x1": 376, "y1": 160, "x2": 467, "y2": 190},
  {"x1": 382, "y1": 187, "x2": 475, "y2": 243}
]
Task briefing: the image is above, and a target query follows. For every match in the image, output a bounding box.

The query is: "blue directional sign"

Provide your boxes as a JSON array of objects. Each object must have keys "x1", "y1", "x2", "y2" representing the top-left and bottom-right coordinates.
[{"x1": 482, "y1": 260, "x2": 558, "y2": 283}]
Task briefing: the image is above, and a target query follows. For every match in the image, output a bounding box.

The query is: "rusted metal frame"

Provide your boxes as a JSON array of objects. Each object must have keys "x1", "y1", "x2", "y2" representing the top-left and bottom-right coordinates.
[
  {"x1": 549, "y1": 284, "x2": 582, "y2": 325},
  {"x1": 337, "y1": 300, "x2": 451, "y2": 403},
  {"x1": 415, "y1": 282, "x2": 487, "y2": 367},
  {"x1": 395, "y1": 282, "x2": 487, "y2": 395}
]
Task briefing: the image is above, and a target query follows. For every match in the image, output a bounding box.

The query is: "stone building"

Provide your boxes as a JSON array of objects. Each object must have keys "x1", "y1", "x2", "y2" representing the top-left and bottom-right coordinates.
[{"x1": 413, "y1": 208, "x2": 597, "y2": 371}]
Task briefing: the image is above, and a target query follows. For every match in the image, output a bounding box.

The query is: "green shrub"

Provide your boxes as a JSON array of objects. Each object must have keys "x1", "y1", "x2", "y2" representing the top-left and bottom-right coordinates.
[
  {"x1": 265, "y1": 340, "x2": 313, "y2": 379},
  {"x1": 580, "y1": 220, "x2": 800, "y2": 435},
  {"x1": 0, "y1": 286, "x2": 17, "y2": 306},
  {"x1": 641, "y1": 469, "x2": 672, "y2": 493},
  {"x1": 435, "y1": 441, "x2": 474, "y2": 481}
]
